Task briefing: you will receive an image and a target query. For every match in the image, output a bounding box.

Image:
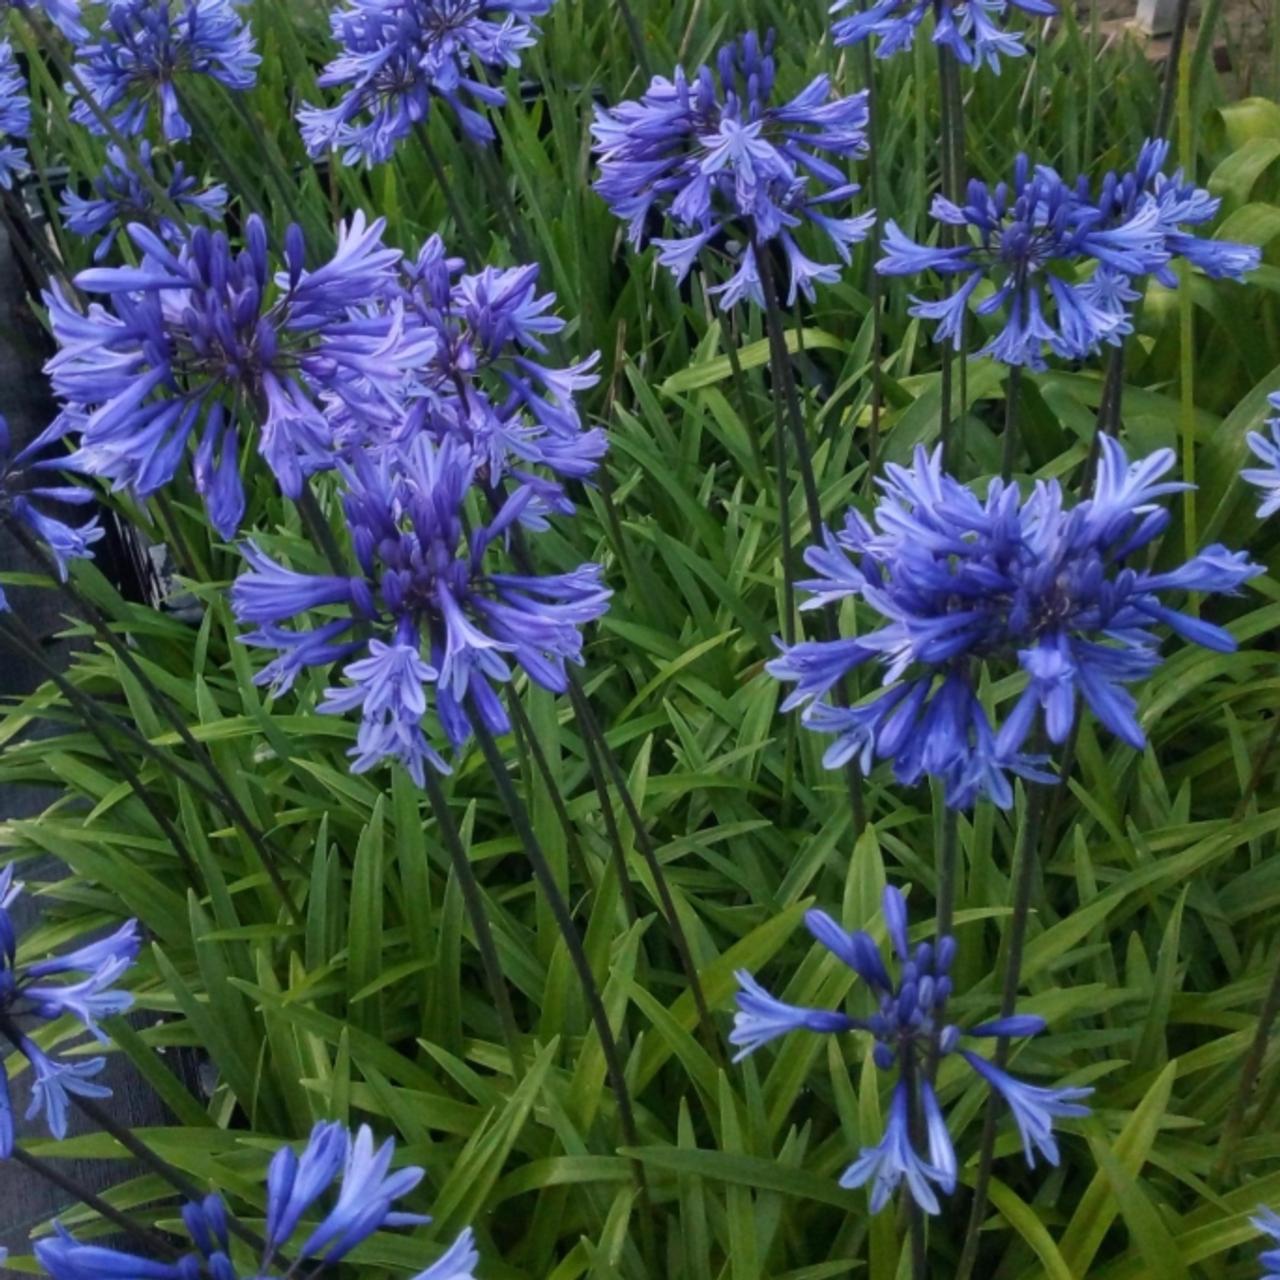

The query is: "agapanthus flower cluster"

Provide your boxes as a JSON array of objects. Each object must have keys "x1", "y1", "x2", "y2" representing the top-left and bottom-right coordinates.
[
  {"x1": 1243, "y1": 391, "x2": 1280, "y2": 518},
  {"x1": 767, "y1": 437, "x2": 1260, "y2": 808},
  {"x1": 44, "y1": 211, "x2": 426, "y2": 539},
  {"x1": 591, "y1": 30, "x2": 874, "y2": 310},
  {"x1": 34, "y1": 1120, "x2": 480, "y2": 1279},
  {"x1": 881, "y1": 145, "x2": 1258, "y2": 370},
  {"x1": 231, "y1": 435, "x2": 610, "y2": 781},
  {"x1": 390, "y1": 235, "x2": 604, "y2": 520},
  {"x1": 0, "y1": 38, "x2": 30, "y2": 190},
  {"x1": 60, "y1": 140, "x2": 227, "y2": 262},
  {"x1": 0, "y1": 414, "x2": 102, "y2": 610},
  {"x1": 830, "y1": 0, "x2": 1056, "y2": 72},
  {"x1": 0, "y1": 866, "x2": 140, "y2": 1156},
  {"x1": 68, "y1": 0, "x2": 260, "y2": 142},
  {"x1": 298, "y1": 0, "x2": 555, "y2": 165},
  {"x1": 733, "y1": 886, "x2": 1091, "y2": 1213},
  {"x1": 1255, "y1": 1209, "x2": 1280, "y2": 1280}
]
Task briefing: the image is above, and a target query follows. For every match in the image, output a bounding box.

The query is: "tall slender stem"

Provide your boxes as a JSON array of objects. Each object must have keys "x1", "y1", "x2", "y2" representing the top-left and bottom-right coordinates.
[
  {"x1": 1000, "y1": 365, "x2": 1023, "y2": 482},
  {"x1": 859, "y1": 37, "x2": 885, "y2": 487},
  {"x1": 615, "y1": 0, "x2": 651, "y2": 79},
  {"x1": 295, "y1": 481, "x2": 348, "y2": 580},
  {"x1": 954, "y1": 779, "x2": 1050, "y2": 1280},
  {"x1": 469, "y1": 715, "x2": 641, "y2": 1151},
  {"x1": 1217, "y1": 943, "x2": 1280, "y2": 1180},
  {"x1": 421, "y1": 767, "x2": 525, "y2": 1072},
  {"x1": 935, "y1": 805, "x2": 960, "y2": 942},
  {"x1": 935, "y1": 47, "x2": 966, "y2": 468},
  {"x1": 1155, "y1": 0, "x2": 1195, "y2": 141}
]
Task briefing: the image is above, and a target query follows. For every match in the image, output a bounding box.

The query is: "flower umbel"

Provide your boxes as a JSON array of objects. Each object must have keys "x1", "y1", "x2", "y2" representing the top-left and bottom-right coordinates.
[
  {"x1": 591, "y1": 30, "x2": 874, "y2": 309},
  {"x1": 0, "y1": 866, "x2": 139, "y2": 1155},
  {"x1": 34, "y1": 1120, "x2": 480, "y2": 1279},
  {"x1": 766, "y1": 437, "x2": 1261, "y2": 808},
  {"x1": 298, "y1": 0, "x2": 555, "y2": 165},
  {"x1": 732, "y1": 886, "x2": 1091, "y2": 1213},
  {"x1": 230, "y1": 436, "x2": 611, "y2": 780},
  {"x1": 69, "y1": 0, "x2": 260, "y2": 142}
]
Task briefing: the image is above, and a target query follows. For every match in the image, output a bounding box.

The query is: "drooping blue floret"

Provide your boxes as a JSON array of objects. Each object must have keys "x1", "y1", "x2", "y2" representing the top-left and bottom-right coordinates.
[
  {"x1": 298, "y1": 0, "x2": 555, "y2": 165},
  {"x1": 0, "y1": 39, "x2": 31, "y2": 191},
  {"x1": 34, "y1": 1120, "x2": 479, "y2": 1279},
  {"x1": 0, "y1": 414, "x2": 103, "y2": 610},
  {"x1": 44, "y1": 211, "x2": 420, "y2": 539},
  {"x1": 732, "y1": 885, "x2": 1089, "y2": 1215},
  {"x1": 230, "y1": 436, "x2": 611, "y2": 780},
  {"x1": 389, "y1": 235, "x2": 603, "y2": 521},
  {"x1": 766, "y1": 437, "x2": 1260, "y2": 808},
  {"x1": 1241, "y1": 392, "x2": 1280, "y2": 519},
  {"x1": 1254, "y1": 1208, "x2": 1280, "y2": 1280},
  {"x1": 591, "y1": 30, "x2": 874, "y2": 310},
  {"x1": 830, "y1": 0, "x2": 1057, "y2": 71},
  {"x1": 68, "y1": 0, "x2": 260, "y2": 142},
  {"x1": 61, "y1": 141, "x2": 227, "y2": 262},
  {"x1": 0, "y1": 866, "x2": 139, "y2": 1156},
  {"x1": 877, "y1": 153, "x2": 1172, "y2": 370},
  {"x1": 1, "y1": 0, "x2": 86, "y2": 39}
]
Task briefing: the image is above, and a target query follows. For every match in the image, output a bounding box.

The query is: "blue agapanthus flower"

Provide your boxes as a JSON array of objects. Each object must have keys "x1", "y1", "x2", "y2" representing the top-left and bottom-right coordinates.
[
  {"x1": 767, "y1": 437, "x2": 1261, "y2": 808},
  {"x1": 0, "y1": 866, "x2": 140, "y2": 1156},
  {"x1": 298, "y1": 0, "x2": 555, "y2": 165},
  {"x1": 390, "y1": 235, "x2": 604, "y2": 521},
  {"x1": 68, "y1": 0, "x2": 260, "y2": 143},
  {"x1": 1243, "y1": 392, "x2": 1280, "y2": 518},
  {"x1": 44, "y1": 211, "x2": 424, "y2": 539},
  {"x1": 1255, "y1": 1208, "x2": 1280, "y2": 1280},
  {"x1": 0, "y1": 0, "x2": 87, "y2": 41},
  {"x1": 0, "y1": 39, "x2": 31, "y2": 191},
  {"x1": 830, "y1": 0, "x2": 1057, "y2": 71},
  {"x1": 230, "y1": 435, "x2": 611, "y2": 781},
  {"x1": 0, "y1": 414, "x2": 103, "y2": 611},
  {"x1": 1084, "y1": 138, "x2": 1262, "y2": 286},
  {"x1": 34, "y1": 1120, "x2": 480, "y2": 1279},
  {"x1": 591, "y1": 30, "x2": 874, "y2": 310},
  {"x1": 733, "y1": 886, "x2": 1091, "y2": 1214},
  {"x1": 61, "y1": 140, "x2": 227, "y2": 262},
  {"x1": 877, "y1": 154, "x2": 1172, "y2": 370}
]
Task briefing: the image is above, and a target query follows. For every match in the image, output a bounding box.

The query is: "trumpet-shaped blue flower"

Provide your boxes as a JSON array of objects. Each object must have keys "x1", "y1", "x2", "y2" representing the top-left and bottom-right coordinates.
[
  {"x1": 34, "y1": 1120, "x2": 479, "y2": 1278},
  {"x1": 0, "y1": 415, "x2": 103, "y2": 611},
  {"x1": 877, "y1": 154, "x2": 1171, "y2": 369},
  {"x1": 1254, "y1": 1208, "x2": 1280, "y2": 1280},
  {"x1": 298, "y1": 0, "x2": 555, "y2": 165},
  {"x1": 732, "y1": 885, "x2": 1089, "y2": 1214},
  {"x1": 1, "y1": 0, "x2": 86, "y2": 40},
  {"x1": 0, "y1": 39, "x2": 30, "y2": 191},
  {"x1": 61, "y1": 141, "x2": 227, "y2": 262},
  {"x1": 831, "y1": 0, "x2": 1057, "y2": 70},
  {"x1": 231, "y1": 436, "x2": 610, "y2": 780},
  {"x1": 767, "y1": 438, "x2": 1260, "y2": 808},
  {"x1": 394, "y1": 236, "x2": 604, "y2": 519},
  {"x1": 1241, "y1": 392, "x2": 1280, "y2": 518},
  {"x1": 591, "y1": 30, "x2": 874, "y2": 310},
  {"x1": 68, "y1": 0, "x2": 260, "y2": 142},
  {"x1": 0, "y1": 866, "x2": 139, "y2": 1155},
  {"x1": 45, "y1": 212, "x2": 420, "y2": 539}
]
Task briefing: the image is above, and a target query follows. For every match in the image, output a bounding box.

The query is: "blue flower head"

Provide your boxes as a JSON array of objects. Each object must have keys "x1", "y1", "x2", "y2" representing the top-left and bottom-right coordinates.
[
  {"x1": 0, "y1": 866, "x2": 139, "y2": 1156},
  {"x1": 591, "y1": 30, "x2": 874, "y2": 309},
  {"x1": 61, "y1": 140, "x2": 227, "y2": 263},
  {"x1": 1243, "y1": 392, "x2": 1280, "y2": 518},
  {"x1": 230, "y1": 436, "x2": 611, "y2": 781},
  {"x1": 0, "y1": 414, "x2": 103, "y2": 610},
  {"x1": 45, "y1": 211, "x2": 420, "y2": 539},
  {"x1": 298, "y1": 0, "x2": 555, "y2": 165},
  {"x1": 767, "y1": 438, "x2": 1261, "y2": 808},
  {"x1": 0, "y1": 39, "x2": 31, "y2": 191},
  {"x1": 877, "y1": 153, "x2": 1173, "y2": 370},
  {"x1": 393, "y1": 237, "x2": 604, "y2": 520},
  {"x1": 68, "y1": 0, "x2": 260, "y2": 142},
  {"x1": 732, "y1": 885, "x2": 1091, "y2": 1215},
  {"x1": 34, "y1": 1120, "x2": 480, "y2": 1278},
  {"x1": 0, "y1": 0, "x2": 87, "y2": 40},
  {"x1": 831, "y1": 0, "x2": 1058, "y2": 71}
]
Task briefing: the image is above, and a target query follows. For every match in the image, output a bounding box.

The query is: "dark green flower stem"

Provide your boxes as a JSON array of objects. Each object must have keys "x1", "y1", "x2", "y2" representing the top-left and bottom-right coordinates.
[
  {"x1": 420, "y1": 766, "x2": 526, "y2": 1074},
  {"x1": 859, "y1": 37, "x2": 886, "y2": 487},
  {"x1": 1155, "y1": 0, "x2": 1194, "y2": 141},
  {"x1": 1000, "y1": 365, "x2": 1024, "y2": 482},
  {"x1": 295, "y1": 481, "x2": 350, "y2": 581},
  {"x1": 1218, "y1": 945, "x2": 1280, "y2": 1180},
  {"x1": 935, "y1": 46, "x2": 966, "y2": 468},
  {"x1": 615, "y1": 0, "x2": 651, "y2": 78}
]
